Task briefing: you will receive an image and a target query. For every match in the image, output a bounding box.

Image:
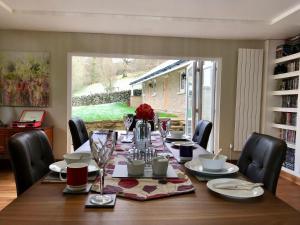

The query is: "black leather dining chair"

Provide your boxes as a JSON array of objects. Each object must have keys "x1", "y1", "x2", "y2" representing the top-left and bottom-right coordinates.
[
  {"x1": 68, "y1": 117, "x2": 89, "y2": 151},
  {"x1": 237, "y1": 132, "x2": 287, "y2": 194},
  {"x1": 8, "y1": 130, "x2": 54, "y2": 196},
  {"x1": 192, "y1": 120, "x2": 212, "y2": 149}
]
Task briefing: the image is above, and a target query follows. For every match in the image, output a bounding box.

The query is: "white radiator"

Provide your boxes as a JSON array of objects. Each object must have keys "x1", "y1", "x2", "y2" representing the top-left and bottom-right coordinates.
[{"x1": 234, "y1": 48, "x2": 264, "y2": 151}]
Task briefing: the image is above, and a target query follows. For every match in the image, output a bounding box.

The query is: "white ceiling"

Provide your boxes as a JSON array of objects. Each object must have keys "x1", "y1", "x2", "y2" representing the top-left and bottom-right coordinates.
[{"x1": 0, "y1": 0, "x2": 300, "y2": 39}]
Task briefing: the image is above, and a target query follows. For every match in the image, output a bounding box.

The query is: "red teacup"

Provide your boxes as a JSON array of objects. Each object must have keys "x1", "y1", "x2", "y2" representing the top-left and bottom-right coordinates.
[{"x1": 60, "y1": 163, "x2": 88, "y2": 191}]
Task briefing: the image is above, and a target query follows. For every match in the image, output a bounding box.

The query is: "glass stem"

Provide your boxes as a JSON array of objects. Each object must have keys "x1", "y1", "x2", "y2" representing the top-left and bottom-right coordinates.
[{"x1": 99, "y1": 168, "x2": 105, "y2": 196}]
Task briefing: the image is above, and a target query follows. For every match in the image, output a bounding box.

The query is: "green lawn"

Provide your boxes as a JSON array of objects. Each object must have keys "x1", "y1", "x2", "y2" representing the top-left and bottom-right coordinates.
[{"x1": 72, "y1": 102, "x2": 177, "y2": 122}]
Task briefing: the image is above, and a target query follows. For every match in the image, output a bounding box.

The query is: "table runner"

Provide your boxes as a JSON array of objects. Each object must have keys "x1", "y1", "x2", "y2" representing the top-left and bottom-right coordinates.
[{"x1": 91, "y1": 134, "x2": 195, "y2": 200}]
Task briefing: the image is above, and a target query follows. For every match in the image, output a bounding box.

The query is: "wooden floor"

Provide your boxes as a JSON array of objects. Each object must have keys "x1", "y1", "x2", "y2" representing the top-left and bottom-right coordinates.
[{"x1": 0, "y1": 168, "x2": 300, "y2": 212}]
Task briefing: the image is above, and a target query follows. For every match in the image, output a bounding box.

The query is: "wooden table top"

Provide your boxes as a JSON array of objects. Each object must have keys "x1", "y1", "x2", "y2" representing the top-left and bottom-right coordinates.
[{"x1": 1, "y1": 137, "x2": 299, "y2": 225}]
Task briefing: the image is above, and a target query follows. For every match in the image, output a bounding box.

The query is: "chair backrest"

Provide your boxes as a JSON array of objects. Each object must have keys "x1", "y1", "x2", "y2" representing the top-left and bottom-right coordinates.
[
  {"x1": 8, "y1": 130, "x2": 54, "y2": 196},
  {"x1": 192, "y1": 120, "x2": 212, "y2": 149},
  {"x1": 237, "y1": 132, "x2": 287, "y2": 194},
  {"x1": 68, "y1": 117, "x2": 89, "y2": 151}
]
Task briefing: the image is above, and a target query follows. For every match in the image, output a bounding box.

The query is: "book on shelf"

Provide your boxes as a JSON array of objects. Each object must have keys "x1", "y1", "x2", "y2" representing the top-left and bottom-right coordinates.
[
  {"x1": 274, "y1": 59, "x2": 300, "y2": 74},
  {"x1": 282, "y1": 95, "x2": 298, "y2": 108},
  {"x1": 279, "y1": 77, "x2": 299, "y2": 90},
  {"x1": 280, "y1": 129, "x2": 296, "y2": 144}
]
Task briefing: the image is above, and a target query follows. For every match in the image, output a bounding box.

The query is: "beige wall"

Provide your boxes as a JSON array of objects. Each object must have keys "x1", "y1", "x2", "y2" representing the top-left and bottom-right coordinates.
[
  {"x1": 142, "y1": 68, "x2": 186, "y2": 118},
  {"x1": 0, "y1": 30, "x2": 264, "y2": 159}
]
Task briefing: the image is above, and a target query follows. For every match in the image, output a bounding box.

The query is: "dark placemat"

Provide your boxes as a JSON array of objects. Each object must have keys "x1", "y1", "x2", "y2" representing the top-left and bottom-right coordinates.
[
  {"x1": 63, "y1": 183, "x2": 92, "y2": 194},
  {"x1": 85, "y1": 194, "x2": 117, "y2": 208}
]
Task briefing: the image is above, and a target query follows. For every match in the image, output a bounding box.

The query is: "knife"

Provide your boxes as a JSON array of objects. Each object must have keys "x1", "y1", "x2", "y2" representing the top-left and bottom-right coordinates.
[{"x1": 213, "y1": 182, "x2": 263, "y2": 190}]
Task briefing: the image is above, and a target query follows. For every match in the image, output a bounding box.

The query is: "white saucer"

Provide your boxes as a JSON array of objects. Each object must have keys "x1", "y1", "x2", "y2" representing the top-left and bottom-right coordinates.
[
  {"x1": 166, "y1": 135, "x2": 189, "y2": 141},
  {"x1": 49, "y1": 160, "x2": 99, "y2": 173},
  {"x1": 67, "y1": 184, "x2": 87, "y2": 192},
  {"x1": 171, "y1": 141, "x2": 195, "y2": 147},
  {"x1": 207, "y1": 178, "x2": 264, "y2": 199},
  {"x1": 184, "y1": 159, "x2": 239, "y2": 176}
]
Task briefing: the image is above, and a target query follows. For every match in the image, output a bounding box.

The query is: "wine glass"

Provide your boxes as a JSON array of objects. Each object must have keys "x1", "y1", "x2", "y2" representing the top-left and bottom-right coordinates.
[
  {"x1": 158, "y1": 119, "x2": 171, "y2": 150},
  {"x1": 123, "y1": 114, "x2": 134, "y2": 141},
  {"x1": 154, "y1": 113, "x2": 159, "y2": 130},
  {"x1": 89, "y1": 131, "x2": 116, "y2": 205}
]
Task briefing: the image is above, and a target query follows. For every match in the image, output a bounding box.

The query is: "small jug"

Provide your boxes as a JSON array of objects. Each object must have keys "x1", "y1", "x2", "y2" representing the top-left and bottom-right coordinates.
[{"x1": 152, "y1": 156, "x2": 169, "y2": 177}]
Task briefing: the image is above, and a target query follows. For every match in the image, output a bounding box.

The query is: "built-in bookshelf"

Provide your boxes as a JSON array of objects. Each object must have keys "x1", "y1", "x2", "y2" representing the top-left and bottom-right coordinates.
[{"x1": 266, "y1": 42, "x2": 300, "y2": 177}]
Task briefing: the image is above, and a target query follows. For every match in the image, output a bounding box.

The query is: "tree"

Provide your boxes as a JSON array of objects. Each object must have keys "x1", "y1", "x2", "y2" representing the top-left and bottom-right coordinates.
[{"x1": 121, "y1": 58, "x2": 131, "y2": 78}]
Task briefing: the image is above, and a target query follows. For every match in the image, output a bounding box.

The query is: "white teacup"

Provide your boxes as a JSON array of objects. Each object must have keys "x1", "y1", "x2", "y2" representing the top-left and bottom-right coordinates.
[
  {"x1": 169, "y1": 131, "x2": 184, "y2": 139},
  {"x1": 63, "y1": 153, "x2": 92, "y2": 165},
  {"x1": 199, "y1": 154, "x2": 227, "y2": 171}
]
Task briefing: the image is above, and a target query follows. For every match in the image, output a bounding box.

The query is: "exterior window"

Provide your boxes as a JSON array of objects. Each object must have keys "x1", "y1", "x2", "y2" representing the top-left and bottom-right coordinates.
[
  {"x1": 150, "y1": 79, "x2": 157, "y2": 96},
  {"x1": 179, "y1": 72, "x2": 186, "y2": 93}
]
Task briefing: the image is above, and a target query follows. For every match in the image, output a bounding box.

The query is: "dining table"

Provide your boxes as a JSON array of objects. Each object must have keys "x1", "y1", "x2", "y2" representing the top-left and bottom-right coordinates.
[{"x1": 0, "y1": 131, "x2": 299, "y2": 225}]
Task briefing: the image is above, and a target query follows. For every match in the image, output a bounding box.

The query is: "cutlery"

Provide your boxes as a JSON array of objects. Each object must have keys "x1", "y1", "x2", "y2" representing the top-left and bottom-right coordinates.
[
  {"x1": 213, "y1": 148, "x2": 223, "y2": 160},
  {"x1": 213, "y1": 182, "x2": 263, "y2": 190}
]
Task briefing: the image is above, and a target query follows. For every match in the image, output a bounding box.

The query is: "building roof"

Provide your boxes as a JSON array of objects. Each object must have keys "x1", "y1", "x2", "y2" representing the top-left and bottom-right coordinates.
[{"x1": 130, "y1": 59, "x2": 191, "y2": 85}]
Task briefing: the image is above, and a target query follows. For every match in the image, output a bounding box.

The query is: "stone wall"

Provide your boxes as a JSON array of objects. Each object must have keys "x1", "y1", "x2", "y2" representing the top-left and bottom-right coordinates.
[
  {"x1": 72, "y1": 90, "x2": 131, "y2": 106},
  {"x1": 85, "y1": 119, "x2": 185, "y2": 133},
  {"x1": 85, "y1": 120, "x2": 124, "y2": 133}
]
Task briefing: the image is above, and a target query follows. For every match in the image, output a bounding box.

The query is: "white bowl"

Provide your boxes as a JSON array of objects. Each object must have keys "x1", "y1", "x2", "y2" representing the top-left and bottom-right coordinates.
[
  {"x1": 63, "y1": 153, "x2": 92, "y2": 165},
  {"x1": 169, "y1": 131, "x2": 184, "y2": 139},
  {"x1": 199, "y1": 154, "x2": 227, "y2": 171}
]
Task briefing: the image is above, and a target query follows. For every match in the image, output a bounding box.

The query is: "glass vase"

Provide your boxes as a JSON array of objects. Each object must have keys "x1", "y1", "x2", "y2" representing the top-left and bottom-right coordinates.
[{"x1": 135, "y1": 120, "x2": 151, "y2": 152}]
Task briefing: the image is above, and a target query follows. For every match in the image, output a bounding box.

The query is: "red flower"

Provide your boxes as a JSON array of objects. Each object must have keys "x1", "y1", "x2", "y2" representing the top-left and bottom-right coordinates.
[{"x1": 135, "y1": 103, "x2": 154, "y2": 121}]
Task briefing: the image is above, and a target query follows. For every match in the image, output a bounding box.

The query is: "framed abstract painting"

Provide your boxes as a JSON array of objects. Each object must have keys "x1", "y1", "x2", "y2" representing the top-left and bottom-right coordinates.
[{"x1": 0, "y1": 51, "x2": 50, "y2": 107}]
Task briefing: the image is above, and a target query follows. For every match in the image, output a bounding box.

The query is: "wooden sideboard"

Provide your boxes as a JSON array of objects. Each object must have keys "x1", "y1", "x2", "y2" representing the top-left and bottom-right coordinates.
[{"x1": 0, "y1": 126, "x2": 53, "y2": 159}]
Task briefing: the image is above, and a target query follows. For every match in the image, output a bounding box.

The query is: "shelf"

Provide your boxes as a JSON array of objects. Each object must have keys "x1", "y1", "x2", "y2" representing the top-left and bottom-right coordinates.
[
  {"x1": 272, "y1": 90, "x2": 298, "y2": 95},
  {"x1": 286, "y1": 142, "x2": 296, "y2": 149},
  {"x1": 272, "y1": 107, "x2": 298, "y2": 112},
  {"x1": 275, "y1": 52, "x2": 300, "y2": 64},
  {"x1": 272, "y1": 70, "x2": 300, "y2": 80},
  {"x1": 272, "y1": 123, "x2": 297, "y2": 130}
]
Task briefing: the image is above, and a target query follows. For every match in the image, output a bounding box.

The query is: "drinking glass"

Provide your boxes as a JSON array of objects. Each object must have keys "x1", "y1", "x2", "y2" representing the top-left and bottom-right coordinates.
[
  {"x1": 123, "y1": 114, "x2": 134, "y2": 141},
  {"x1": 89, "y1": 131, "x2": 116, "y2": 205},
  {"x1": 158, "y1": 119, "x2": 171, "y2": 150}
]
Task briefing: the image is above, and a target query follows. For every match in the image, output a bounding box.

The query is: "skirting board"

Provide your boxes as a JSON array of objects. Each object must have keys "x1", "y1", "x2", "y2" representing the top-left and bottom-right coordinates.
[{"x1": 280, "y1": 170, "x2": 300, "y2": 186}]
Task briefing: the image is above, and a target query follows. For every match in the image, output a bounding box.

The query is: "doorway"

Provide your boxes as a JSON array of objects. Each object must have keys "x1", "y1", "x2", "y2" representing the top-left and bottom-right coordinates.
[
  {"x1": 185, "y1": 60, "x2": 217, "y2": 152},
  {"x1": 67, "y1": 54, "x2": 220, "y2": 153}
]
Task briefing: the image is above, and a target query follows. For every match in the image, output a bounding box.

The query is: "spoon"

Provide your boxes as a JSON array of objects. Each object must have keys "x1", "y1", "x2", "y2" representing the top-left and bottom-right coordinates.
[{"x1": 213, "y1": 148, "x2": 223, "y2": 160}]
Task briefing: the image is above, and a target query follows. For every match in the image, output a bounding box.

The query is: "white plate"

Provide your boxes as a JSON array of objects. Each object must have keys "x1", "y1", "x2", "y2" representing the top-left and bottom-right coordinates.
[
  {"x1": 184, "y1": 159, "x2": 239, "y2": 176},
  {"x1": 166, "y1": 135, "x2": 189, "y2": 141},
  {"x1": 207, "y1": 178, "x2": 264, "y2": 199},
  {"x1": 49, "y1": 160, "x2": 99, "y2": 173},
  {"x1": 171, "y1": 141, "x2": 195, "y2": 147}
]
